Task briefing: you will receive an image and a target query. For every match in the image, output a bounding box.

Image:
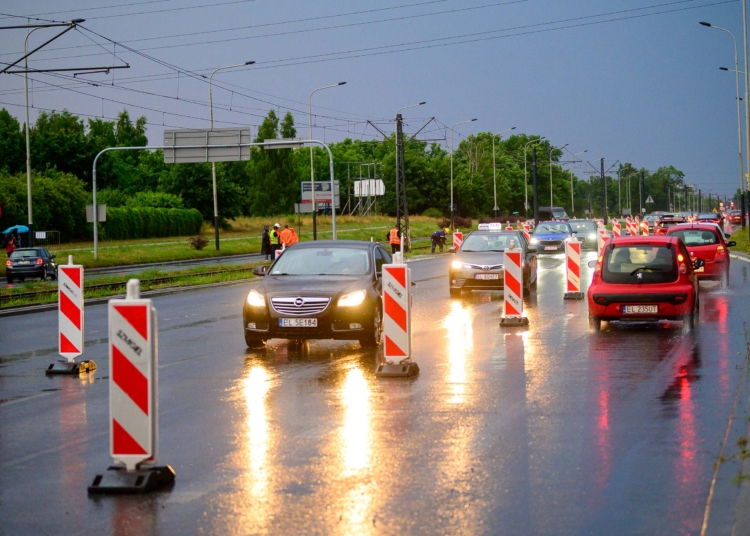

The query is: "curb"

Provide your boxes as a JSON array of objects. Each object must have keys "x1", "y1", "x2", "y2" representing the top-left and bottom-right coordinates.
[{"x1": 0, "y1": 277, "x2": 259, "y2": 318}]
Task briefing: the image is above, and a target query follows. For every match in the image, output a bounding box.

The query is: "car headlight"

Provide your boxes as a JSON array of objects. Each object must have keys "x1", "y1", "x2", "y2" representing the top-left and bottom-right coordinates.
[
  {"x1": 588, "y1": 233, "x2": 596, "y2": 239},
  {"x1": 246, "y1": 289, "x2": 265, "y2": 307},
  {"x1": 451, "y1": 260, "x2": 464, "y2": 270},
  {"x1": 338, "y1": 289, "x2": 366, "y2": 307},
  {"x1": 530, "y1": 237, "x2": 539, "y2": 245}
]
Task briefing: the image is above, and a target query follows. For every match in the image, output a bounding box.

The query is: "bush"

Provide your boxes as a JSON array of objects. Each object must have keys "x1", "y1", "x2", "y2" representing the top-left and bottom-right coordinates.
[
  {"x1": 126, "y1": 191, "x2": 184, "y2": 209},
  {"x1": 421, "y1": 207, "x2": 443, "y2": 218},
  {"x1": 188, "y1": 235, "x2": 209, "y2": 250},
  {"x1": 478, "y1": 215, "x2": 526, "y2": 224},
  {"x1": 439, "y1": 216, "x2": 473, "y2": 229},
  {"x1": 103, "y1": 206, "x2": 203, "y2": 240}
]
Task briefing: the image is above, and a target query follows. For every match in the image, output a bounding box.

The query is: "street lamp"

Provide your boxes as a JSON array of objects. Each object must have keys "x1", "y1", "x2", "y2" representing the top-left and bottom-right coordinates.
[
  {"x1": 701, "y1": 22, "x2": 746, "y2": 228},
  {"x1": 208, "y1": 60, "x2": 254, "y2": 250},
  {"x1": 23, "y1": 27, "x2": 43, "y2": 247},
  {"x1": 566, "y1": 149, "x2": 587, "y2": 213},
  {"x1": 492, "y1": 126, "x2": 516, "y2": 218},
  {"x1": 395, "y1": 101, "x2": 426, "y2": 255},
  {"x1": 523, "y1": 137, "x2": 544, "y2": 218},
  {"x1": 449, "y1": 118, "x2": 477, "y2": 231},
  {"x1": 549, "y1": 143, "x2": 568, "y2": 207},
  {"x1": 309, "y1": 82, "x2": 346, "y2": 240}
]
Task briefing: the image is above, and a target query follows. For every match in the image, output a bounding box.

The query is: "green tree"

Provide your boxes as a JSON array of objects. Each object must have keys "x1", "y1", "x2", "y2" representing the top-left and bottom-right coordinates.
[{"x1": 0, "y1": 108, "x2": 24, "y2": 174}]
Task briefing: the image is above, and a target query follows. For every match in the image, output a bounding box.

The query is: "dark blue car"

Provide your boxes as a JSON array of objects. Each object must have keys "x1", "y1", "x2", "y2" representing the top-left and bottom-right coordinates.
[{"x1": 529, "y1": 221, "x2": 575, "y2": 253}]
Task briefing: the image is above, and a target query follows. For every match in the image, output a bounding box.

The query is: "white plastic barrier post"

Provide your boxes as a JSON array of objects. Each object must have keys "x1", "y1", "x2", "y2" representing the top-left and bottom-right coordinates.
[
  {"x1": 612, "y1": 218, "x2": 621, "y2": 238},
  {"x1": 597, "y1": 225, "x2": 609, "y2": 254},
  {"x1": 453, "y1": 232, "x2": 463, "y2": 251},
  {"x1": 564, "y1": 238, "x2": 584, "y2": 300},
  {"x1": 376, "y1": 261, "x2": 419, "y2": 378},
  {"x1": 88, "y1": 279, "x2": 175, "y2": 494},
  {"x1": 641, "y1": 220, "x2": 649, "y2": 236},
  {"x1": 46, "y1": 256, "x2": 96, "y2": 375},
  {"x1": 275, "y1": 243, "x2": 285, "y2": 260},
  {"x1": 500, "y1": 245, "x2": 528, "y2": 327}
]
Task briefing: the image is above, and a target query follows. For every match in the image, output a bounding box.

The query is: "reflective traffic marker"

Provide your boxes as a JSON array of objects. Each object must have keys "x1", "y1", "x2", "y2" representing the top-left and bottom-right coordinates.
[
  {"x1": 612, "y1": 218, "x2": 621, "y2": 238},
  {"x1": 453, "y1": 232, "x2": 463, "y2": 251},
  {"x1": 376, "y1": 261, "x2": 419, "y2": 378},
  {"x1": 505, "y1": 221, "x2": 514, "y2": 231},
  {"x1": 522, "y1": 223, "x2": 531, "y2": 243},
  {"x1": 641, "y1": 220, "x2": 649, "y2": 236},
  {"x1": 500, "y1": 246, "x2": 528, "y2": 327},
  {"x1": 564, "y1": 238, "x2": 584, "y2": 300},
  {"x1": 597, "y1": 225, "x2": 610, "y2": 254},
  {"x1": 46, "y1": 255, "x2": 96, "y2": 375},
  {"x1": 88, "y1": 279, "x2": 174, "y2": 494}
]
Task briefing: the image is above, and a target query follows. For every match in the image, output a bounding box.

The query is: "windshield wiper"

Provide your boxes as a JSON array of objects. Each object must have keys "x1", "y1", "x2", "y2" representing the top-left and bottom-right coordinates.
[{"x1": 630, "y1": 266, "x2": 665, "y2": 275}]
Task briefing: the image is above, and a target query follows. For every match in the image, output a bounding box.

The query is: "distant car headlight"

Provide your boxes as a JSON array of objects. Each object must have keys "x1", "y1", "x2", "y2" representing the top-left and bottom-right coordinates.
[
  {"x1": 246, "y1": 289, "x2": 265, "y2": 307},
  {"x1": 451, "y1": 260, "x2": 464, "y2": 270},
  {"x1": 588, "y1": 233, "x2": 596, "y2": 239},
  {"x1": 530, "y1": 237, "x2": 539, "y2": 245},
  {"x1": 338, "y1": 289, "x2": 366, "y2": 307}
]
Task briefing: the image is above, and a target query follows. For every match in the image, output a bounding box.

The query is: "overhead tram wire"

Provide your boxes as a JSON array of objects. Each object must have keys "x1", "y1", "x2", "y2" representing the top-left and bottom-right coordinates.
[{"x1": 0, "y1": 0, "x2": 172, "y2": 20}]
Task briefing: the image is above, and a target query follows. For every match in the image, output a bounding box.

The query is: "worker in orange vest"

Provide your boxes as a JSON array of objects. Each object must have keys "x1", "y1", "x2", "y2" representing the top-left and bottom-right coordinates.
[
  {"x1": 387, "y1": 222, "x2": 401, "y2": 254},
  {"x1": 280, "y1": 224, "x2": 293, "y2": 248},
  {"x1": 289, "y1": 226, "x2": 299, "y2": 245}
]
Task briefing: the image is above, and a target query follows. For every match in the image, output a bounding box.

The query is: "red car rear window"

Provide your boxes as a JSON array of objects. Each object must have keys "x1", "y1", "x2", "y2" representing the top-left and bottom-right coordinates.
[
  {"x1": 602, "y1": 245, "x2": 678, "y2": 284},
  {"x1": 669, "y1": 229, "x2": 719, "y2": 246}
]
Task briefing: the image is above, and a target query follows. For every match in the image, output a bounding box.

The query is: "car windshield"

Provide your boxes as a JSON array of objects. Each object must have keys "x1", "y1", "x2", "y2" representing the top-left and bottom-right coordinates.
[
  {"x1": 569, "y1": 221, "x2": 596, "y2": 233},
  {"x1": 269, "y1": 247, "x2": 370, "y2": 275},
  {"x1": 536, "y1": 223, "x2": 570, "y2": 234},
  {"x1": 461, "y1": 233, "x2": 519, "y2": 252},
  {"x1": 602, "y1": 245, "x2": 678, "y2": 284},
  {"x1": 670, "y1": 229, "x2": 719, "y2": 246},
  {"x1": 9, "y1": 249, "x2": 41, "y2": 259}
]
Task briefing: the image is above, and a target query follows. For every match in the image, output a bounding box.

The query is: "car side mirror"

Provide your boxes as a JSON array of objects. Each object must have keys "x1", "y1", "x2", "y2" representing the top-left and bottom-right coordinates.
[
  {"x1": 724, "y1": 233, "x2": 731, "y2": 239},
  {"x1": 693, "y1": 259, "x2": 705, "y2": 269},
  {"x1": 252, "y1": 265, "x2": 267, "y2": 277},
  {"x1": 50, "y1": 255, "x2": 56, "y2": 259},
  {"x1": 587, "y1": 260, "x2": 597, "y2": 268},
  {"x1": 727, "y1": 240, "x2": 737, "y2": 248}
]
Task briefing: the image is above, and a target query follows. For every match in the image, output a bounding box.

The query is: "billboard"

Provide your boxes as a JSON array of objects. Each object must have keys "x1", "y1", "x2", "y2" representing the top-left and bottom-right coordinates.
[{"x1": 301, "y1": 181, "x2": 340, "y2": 208}]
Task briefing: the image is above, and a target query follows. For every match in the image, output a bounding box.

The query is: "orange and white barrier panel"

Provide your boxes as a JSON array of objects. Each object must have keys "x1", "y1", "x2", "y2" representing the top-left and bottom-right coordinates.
[
  {"x1": 597, "y1": 225, "x2": 609, "y2": 254},
  {"x1": 47, "y1": 256, "x2": 95, "y2": 375},
  {"x1": 89, "y1": 279, "x2": 175, "y2": 493},
  {"x1": 377, "y1": 262, "x2": 419, "y2": 377},
  {"x1": 500, "y1": 245, "x2": 528, "y2": 326},
  {"x1": 564, "y1": 238, "x2": 584, "y2": 300},
  {"x1": 641, "y1": 220, "x2": 649, "y2": 236},
  {"x1": 612, "y1": 218, "x2": 621, "y2": 238},
  {"x1": 453, "y1": 232, "x2": 463, "y2": 251},
  {"x1": 522, "y1": 224, "x2": 531, "y2": 242}
]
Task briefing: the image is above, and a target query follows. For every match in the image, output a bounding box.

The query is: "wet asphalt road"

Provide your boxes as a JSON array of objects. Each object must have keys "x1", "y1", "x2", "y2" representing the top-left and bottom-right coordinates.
[{"x1": 2, "y1": 248, "x2": 750, "y2": 535}]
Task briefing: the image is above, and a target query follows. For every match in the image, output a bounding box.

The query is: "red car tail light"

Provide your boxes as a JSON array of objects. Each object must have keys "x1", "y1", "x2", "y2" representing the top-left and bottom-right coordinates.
[
  {"x1": 595, "y1": 255, "x2": 603, "y2": 273},
  {"x1": 677, "y1": 253, "x2": 684, "y2": 263},
  {"x1": 35, "y1": 258, "x2": 43, "y2": 265},
  {"x1": 5, "y1": 259, "x2": 10, "y2": 267}
]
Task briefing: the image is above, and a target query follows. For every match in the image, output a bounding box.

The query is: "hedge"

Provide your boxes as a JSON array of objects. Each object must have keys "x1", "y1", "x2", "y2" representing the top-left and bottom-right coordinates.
[{"x1": 103, "y1": 207, "x2": 203, "y2": 240}]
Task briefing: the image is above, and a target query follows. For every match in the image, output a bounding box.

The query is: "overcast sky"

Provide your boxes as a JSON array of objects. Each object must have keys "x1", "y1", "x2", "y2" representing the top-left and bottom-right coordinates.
[{"x1": 0, "y1": 0, "x2": 746, "y2": 197}]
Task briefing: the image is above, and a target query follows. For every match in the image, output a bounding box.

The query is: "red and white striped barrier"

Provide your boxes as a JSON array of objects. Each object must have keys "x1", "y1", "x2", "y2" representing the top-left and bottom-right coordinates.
[
  {"x1": 522, "y1": 224, "x2": 531, "y2": 243},
  {"x1": 500, "y1": 246, "x2": 528, "y2": 326},
  {"x1": 46, "y1": 256, "x2": 95, "y2": 375},
  {"x1": 564, "y1": 238, "x2": 584, "y2": 300},
  {"x1": 641, "y1": 221, "x2": 649, "y2": 236},
  {"x1": 89, "y1": 279, "x2": 175, "y2": 493},
  {"x1": 505, "y1": 221, "x2": 514, "y2": 231},
  {"x1": 612, "y1": 218, "x2": 621, "y2": 238},
  {"x1": 376, "y1": 262, "x2": 419, "y2": 377},
  {"x1": 453, "y1": 232, "x2": 463, "y2": 251},
  {"x1": 597, "y1": 225, "x2": 610, "y2": 254}
]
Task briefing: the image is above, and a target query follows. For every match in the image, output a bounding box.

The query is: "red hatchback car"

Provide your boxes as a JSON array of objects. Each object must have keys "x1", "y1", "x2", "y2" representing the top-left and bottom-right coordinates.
[
  {"x1": 666, "y1": 224, "x2": 735, "y2": 285},
  {"x1": 587, "y1": 236, "x2": 702, "y2": 331}
]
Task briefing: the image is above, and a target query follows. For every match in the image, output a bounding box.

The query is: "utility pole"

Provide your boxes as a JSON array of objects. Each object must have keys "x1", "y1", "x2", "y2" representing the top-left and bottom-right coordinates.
[
  {"x1": 395, "y1": 113, "x2": 409, "y2": 250},
  {"x1": 600, "y1": 158, "x2": 608, "y2": 223},
  {"x1": 533, "y1": 146, "x2": 539, "y2": 222},
  {"x1": 640, "y1": 171, "x2": 646, "y2": 215}
]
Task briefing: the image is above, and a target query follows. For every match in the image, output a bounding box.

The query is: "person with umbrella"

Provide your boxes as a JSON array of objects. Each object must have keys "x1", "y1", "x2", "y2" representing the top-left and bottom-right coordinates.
[{"x1": 3, "y1": 229, "x2": 18, "y2": 258}]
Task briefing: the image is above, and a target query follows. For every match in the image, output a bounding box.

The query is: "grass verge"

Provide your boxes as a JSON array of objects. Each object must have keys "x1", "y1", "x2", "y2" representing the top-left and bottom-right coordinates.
[{"x1": 730, "y1": 228, "x2": 750, "y2": 255}]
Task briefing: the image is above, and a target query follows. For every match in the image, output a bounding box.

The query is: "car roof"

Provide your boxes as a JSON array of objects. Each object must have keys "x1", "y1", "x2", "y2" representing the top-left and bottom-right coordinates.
[
  {"x1": 11, "y1": 248, "x2": 42, "y2": 252},
  {"x1": 666, "y1": 223, "x2": 721, "y2": 232},
  {"x1": 607, "y1": 235, "x2": 679, "y2": 246},
  {"x1": 291, "y1": 240, "x2": 375, "y2": 250}
]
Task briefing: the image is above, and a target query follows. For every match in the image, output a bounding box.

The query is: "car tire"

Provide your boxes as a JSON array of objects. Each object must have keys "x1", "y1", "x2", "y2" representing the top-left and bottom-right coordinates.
[
  {"x1": 244, "y1": 332, "x2": 266, "y2": 348},
  {"x1": 42, "y1": 267, "x2": 47, "y2": 281},
  {"x1": 530, "y1": 273, "x2": 538, "y2": 289},
  {"x1": 449, "y1": 288, "x2": 461, "y2": 298},
  {"x1": 589, "y1": 314, "x2": 601, "y2": 331},
  {"x1": 51, "y1": 269, "x2": 57, "y2": 281},
  {"x1": 360, "y1": 304, "x2": 383, "y2": 348},
  {"x1": 684, "y1": 300, "x2": 697, "y2": 333}
]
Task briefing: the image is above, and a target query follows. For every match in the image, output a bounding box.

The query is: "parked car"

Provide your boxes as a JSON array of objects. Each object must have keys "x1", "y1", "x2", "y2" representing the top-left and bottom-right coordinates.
[
  {"x1": 587, "y1": 235, "x2": 702, "y2": 331},
  {"x1": 5, "y1": 248, "x2": 58, "y2": 283},
  {"x1": 449, "y1": 229, "x2": 537, "y2": 297},
  {"x1": 242, "y1": 240, "x2": 388, "y2": 348},
  {"x1": 666, "y1": 223, "x2": 735, "y2": 286}
]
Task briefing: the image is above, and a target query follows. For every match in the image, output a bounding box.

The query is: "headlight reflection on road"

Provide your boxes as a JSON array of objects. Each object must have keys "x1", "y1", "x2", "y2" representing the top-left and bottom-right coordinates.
[
  {"x1": 340, "y1": 367, "x2": 372, "y2": 476},
  {"x1": 242, "y1": 365, "x2": 272, "y2": 500},
  {"x1": 444, "y1": 301, "x2": 474, "y2": 404}
]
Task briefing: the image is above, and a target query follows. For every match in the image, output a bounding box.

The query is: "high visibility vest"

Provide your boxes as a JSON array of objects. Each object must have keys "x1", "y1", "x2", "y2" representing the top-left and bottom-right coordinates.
[
  {"x1": 271, "y1": 229, "x2": 280, "y2": 243},
  {"x1": 389, "y1": 228, "x2": 401, "y2": 245},
  {"x1": 289, "y1": 229, "x2": 299, "y2": 245},
  {"x1": 280, "y1": 228, "x2": 292, "y2": 246}
]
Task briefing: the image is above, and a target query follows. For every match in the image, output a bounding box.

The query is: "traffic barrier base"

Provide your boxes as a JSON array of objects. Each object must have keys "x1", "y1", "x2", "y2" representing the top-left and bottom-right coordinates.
[
  {"x1": 375, "y1": 362, "x2": 420, "y2": 378},
  {"x1": 88, "y1": 465, "x2": 175, "y2": 495},
  {"x1": 45, "y1": 359, "x2": 97, "y2": 375},
  {"x1": 499, "y1": 316, "x2": 529, "y2": 327},
  {"x1": 564, "y1": 292, "x2": 585, "y2": 300}
]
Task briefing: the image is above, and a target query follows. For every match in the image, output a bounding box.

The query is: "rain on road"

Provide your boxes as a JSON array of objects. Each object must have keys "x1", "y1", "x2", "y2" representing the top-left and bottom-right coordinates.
[{"x1": 2, "y1": 247, "x2": 750, "y2": 535}]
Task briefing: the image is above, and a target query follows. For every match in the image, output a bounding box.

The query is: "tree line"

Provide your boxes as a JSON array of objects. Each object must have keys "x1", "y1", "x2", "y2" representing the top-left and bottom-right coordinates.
[{"x1": 0, "y1": 106, "x2": 693, "y2": 240}]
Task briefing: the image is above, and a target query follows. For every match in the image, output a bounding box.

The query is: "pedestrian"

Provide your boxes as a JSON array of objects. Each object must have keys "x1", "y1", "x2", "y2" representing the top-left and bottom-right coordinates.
[
  {"x1": 270, "y1": 223, "x2": 281, "y2": 257},
  {"x1": 3, "y1": 229, "x2": 17, "y2": 258},
  {"x1": 280, "y1": 224, "x2": 293, "y2": 249},
  {"x1": 289, "y1": 226, "x2": 299, "y2": 245},
  {"x1": 261, "y1": 225, "x2": 272, "y2": 260},
  {"x1": 386, "y1": 222, "x2": 401, "y2": 255},
  {"x1": 431, "y1": 228, "x2": 446, "y2": 253}
]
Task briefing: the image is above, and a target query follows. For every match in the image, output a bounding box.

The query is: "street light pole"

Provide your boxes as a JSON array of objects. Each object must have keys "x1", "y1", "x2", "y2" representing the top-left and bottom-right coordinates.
[
  {"x1": 492, "y1": 126, "x2": 516, "y2": 218},
  {"x1": 702, "y1": 22, "x2": 746, "y2": 229},
  {"x1": 565, "y1": 149, "x2": 587, "y2": 214},
  {"x1": 23, "y1": 27, "x2": 44, "y2": 247},
  {"x1": 523, "y1": 137, "x2": 544, "y2": 218},
  {"x1": 449, "y1": 118, "x2": 477, "y2": 231},
  {"x1": 394, "y1": 101, "x2": 425, "y2": 254},
  {"x1": 208, "y1": 60, "x2": 253, "y2": 250},
  {"x1": 549, "y1": 143, "x2": 568, "y2": 208},
  {"x1": 308, "y1": 82, "x2": 346, "y2": 240},
  {"x1": 743, "y1": 1, "x2": 750, "y2": 239}
]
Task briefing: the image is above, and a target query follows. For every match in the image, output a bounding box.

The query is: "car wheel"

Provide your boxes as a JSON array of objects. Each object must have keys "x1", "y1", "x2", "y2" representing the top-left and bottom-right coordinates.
[
  {"x1": 530, "y1": 272, "x2": 538, "y2": 289},
  {"x1": 589, "y1": 314, "x2": 601, "y2": 331},
  {"x1": 684, "y1": 300, "x2": 697, "y2": 333},
  {"x1": 449, "y1": 288, "x2": 461, "y2": 298},
  {"x1": 360, "y1": 305, "x2": 383, "y2": 348},
  {"x1": 244, "y1": 332, "x2": 266, "y2": 348},
  {"x1": 51, "y1": 269, "x2": 57, "y2": 281},
  {"x1": 42, "y1": 267, "x2": 47, "y2": 281}
]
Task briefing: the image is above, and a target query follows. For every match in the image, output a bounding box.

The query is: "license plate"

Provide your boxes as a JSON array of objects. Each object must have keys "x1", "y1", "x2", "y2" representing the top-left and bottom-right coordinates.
[
  {"x1": 695, "y1": 267, "x2": 704, "y2": 273},
  {"x1": 19, "y1": 260, "x2": 30, "y2": 265},
  {"x1": 474, "y1": 273, "x2": 499, "y2": 280},
  {"x1": 279, "y1": 318, "x2": 317, "y2": 327},
  {"x1": 622, "y1": 305, "x2": 658, "y2": 314},
  {"x1": 544, "y1": 246, "x2": 558, "y2": 251}
]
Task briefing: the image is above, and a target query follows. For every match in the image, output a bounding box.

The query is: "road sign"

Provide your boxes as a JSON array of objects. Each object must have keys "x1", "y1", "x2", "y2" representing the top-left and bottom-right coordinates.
[
  {"x1": 86, "y1": 204, "x2": 107, "y2": 223},
  {"x1": 646, "y1": 195, "x2": 654, "y2": 203},
  {"x1": 300, "y1": 181, "x2": 340, "y2": 208},
  {"x1": 163, "y1": 128, "x2": 251, "y2": 163},
  {"x1": 353, "y1": 179, "x2": 385, "y2": 197},
  {"x1": 453, "y1": 232, "x2": 463, "y2": 251}
]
